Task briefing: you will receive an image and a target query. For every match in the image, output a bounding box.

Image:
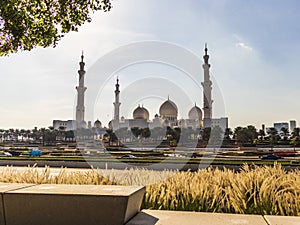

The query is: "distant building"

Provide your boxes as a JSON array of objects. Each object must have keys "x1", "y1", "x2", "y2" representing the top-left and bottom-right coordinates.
[
  {"x1": 261, "y1": 124, "x2": 265, "y2": 133},
  {"x1": 211, "y1": 117, "x2": 229, "y2": 132},
  {"x1": 290, "y1": 120, "x2": 296, "y2": 132},
  {"x1": 53, "y1": 120, "x2": 77, "y2": 131},
  {"x1": 274, "y1": 122, "x2": 289, "y2": 133}
]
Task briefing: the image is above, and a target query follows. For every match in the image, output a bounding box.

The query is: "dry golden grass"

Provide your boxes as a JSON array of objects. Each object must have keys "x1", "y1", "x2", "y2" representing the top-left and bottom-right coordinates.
[
  {"x1": 0, "y1": 163, "x2": 298, "y2": 216},
  {"x1": 143, "y1": 163, "x2": 300, "y2": 216},
  {"x1": 0, "y1": 165, "x2": 113, "y2": 185}
]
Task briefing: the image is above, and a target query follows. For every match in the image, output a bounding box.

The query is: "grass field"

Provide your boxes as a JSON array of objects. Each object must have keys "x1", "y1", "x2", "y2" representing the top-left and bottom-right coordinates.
[
  {"x1": 0, "y1": 155, "x2": 299, "y2": 167},
  {"x1": 0, "y1": 163, "x2": 299, "y2": 216}
]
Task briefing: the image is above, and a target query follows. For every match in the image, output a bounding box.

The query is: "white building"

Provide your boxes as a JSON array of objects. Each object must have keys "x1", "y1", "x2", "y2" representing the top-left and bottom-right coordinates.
[
  {"x1": 52, "y1": 120, "x2": 77, "y2": 131},
  {"x1": 290, "y1": 120, "x2": 296, "y2": 132},
  {"x1": 52, "y1": 46, "x2": 229, "y2": 133},
  {"x1": 274, "y1": 122, "x2": 289, "y2": 133},
  {"x1": 107, "y1": 45, "x2": 228, "y2": 132},
  {"x1": 211, "y1": 117, "x2": 229, "y2": 132}
]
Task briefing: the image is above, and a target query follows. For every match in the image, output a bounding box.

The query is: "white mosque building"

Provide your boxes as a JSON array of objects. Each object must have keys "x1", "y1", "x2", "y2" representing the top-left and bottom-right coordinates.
[
  {"x1": 53, "y1": 45, "x2": 228, "y2": 132},
  {"x1": 108, "y1": 45, "x2": 228, "y2": 132},
  {"x1": 109, "y1": 79, "x2": 203, "y2": 131}
]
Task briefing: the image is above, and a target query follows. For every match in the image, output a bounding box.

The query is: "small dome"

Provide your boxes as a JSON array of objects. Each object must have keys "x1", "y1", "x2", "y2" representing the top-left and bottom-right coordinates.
[
  {"x1": 188, "y1": 104, "x2": 202, "y2": 120},
  {"x1": 94, "y1": 119, "x2": 102, "y2": 128},
  {"x1": 133, "y1": 105, "x2": 149, "y2": 120},
  {"x1": 159, "y1": 98, "x2": 178, "y2": 118}
]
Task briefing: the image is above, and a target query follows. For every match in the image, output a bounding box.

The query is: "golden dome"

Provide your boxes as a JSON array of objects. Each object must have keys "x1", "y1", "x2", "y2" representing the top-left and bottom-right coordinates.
[
  {"x1": 133, "y1": 105, "x2": 149, "y2": 120},
  {"x1": 159, "y1": 98, "x2": 178, "y2": 117},
  {"x1": 188, "y1": 104, "x2": 202, "y2": 120}
]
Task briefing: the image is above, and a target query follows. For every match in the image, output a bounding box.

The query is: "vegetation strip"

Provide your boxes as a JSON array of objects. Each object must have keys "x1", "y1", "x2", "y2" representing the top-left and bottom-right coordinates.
[
  {"x1": 0, "y1": 163, "x2": 299, "y2": 216},
  {"x1": 0, "y1": 156, "x2": 298, "y2": 167}
]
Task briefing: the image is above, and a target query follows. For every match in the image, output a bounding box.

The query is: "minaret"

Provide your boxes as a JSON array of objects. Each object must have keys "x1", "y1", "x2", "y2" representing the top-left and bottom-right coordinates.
[
  {"x1": 76, "y1": 52, "x2": 87, "y2": 126},
  {"x1": 202, "y1": 44, "x2": 213, "y2": 127},
  {"x1": 113, "y1": 77, "x2": 121, "y2": 122}
]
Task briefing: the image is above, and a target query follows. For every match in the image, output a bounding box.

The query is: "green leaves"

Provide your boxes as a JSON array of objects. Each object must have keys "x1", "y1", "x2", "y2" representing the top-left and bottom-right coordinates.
[{"x1": 0, "y1": 0, "x2": 112, "y2": 56}]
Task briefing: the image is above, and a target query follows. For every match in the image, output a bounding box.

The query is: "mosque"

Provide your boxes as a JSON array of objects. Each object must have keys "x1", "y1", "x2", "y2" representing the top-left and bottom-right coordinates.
[
  {"x1": 109, "y1": 78, "x2": 204, "y2": 131},
  {"x1": 53, "y1": 45, "x2": 228, "y2": 132},
  {"x1": 108, "y1": 44, "x2": 228, "y2": 132}
]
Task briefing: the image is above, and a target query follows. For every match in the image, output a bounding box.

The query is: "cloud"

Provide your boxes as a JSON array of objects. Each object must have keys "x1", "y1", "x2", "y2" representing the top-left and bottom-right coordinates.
[{"x1": 235, "y1": 42, "x2": 253, "y2": 51}]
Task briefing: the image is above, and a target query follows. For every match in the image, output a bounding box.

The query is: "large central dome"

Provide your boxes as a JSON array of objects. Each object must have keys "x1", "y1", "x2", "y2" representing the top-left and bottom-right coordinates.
[
  {"x1": 159, "y1": 98, "x2": 178, "y2": 118},
  {"x1": 133, "y1": 105, "x2": 149, "y2": 120}
]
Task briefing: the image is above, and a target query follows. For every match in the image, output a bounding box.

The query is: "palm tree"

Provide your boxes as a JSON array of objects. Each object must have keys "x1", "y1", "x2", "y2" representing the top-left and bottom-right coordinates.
[
  {"x1": 233, "y1": 126, "x2": 242, "y2": 143},
  {"x1": 224, "y1": 128, "x2": 232, "y2": 140},
  {"x1": 31, "y1": 127, "x2": 40, "y2": 143},
  {"x1": 131, "y1": 127, "x2": 141, "y2": 139},
  {"x1": 291, "y1": 128, "x2": 300, "y2": 139},
  {"x1": 202, "y1": 127, "x2": 211, "y2": 142},
  {"x1": 105, "y1": 129, "x2": 118, "y2": 146},
  {"x1": 280, "y1": 127, "x2": 289, "y2": 141},
  {"x1": 19, "y1": 129, "x2": 26, "y2": 142},
  {"x1": 209, "y1": 126, "x2": 223, "y2": 148},
  {"x1": 258, "y1": 129, "x2": 265, "y2": 142},
  {"x1": 179, "y1": 128, "x2": 189, "y2": 146},
  {"x1": 150, "y1": 127, "x2": 164, "y2": 141},
  {"x1": 40, "y1": 128, "x2": 46, "y2": 146},
  {"x1": 173, "y1": 127, "x2": 181, "y2": 143},
  {"x1": 290, "y1": 138, "x2": 297, "y2": 153},
  {"x1": 0, "y1": 130, "x2": 3, "y2": 142},
  {"x1": 25, "y1": 129, "x2": 32, "y2": 142},
  {"x1": 115, "y1": 127, "x2": 129, "y2": 143},
  {"x1": 58, "y1": 126, "x2": 66, "y2": 142},
  {"x1": 267, "y1": 128, "x2": 278, "y2": 152},
  {"x1": 65, "y1": 130, "x2": 75, "y2": 142},
  {"x1": 141, "y1": 128, "x2": 151, "y2": 140}
]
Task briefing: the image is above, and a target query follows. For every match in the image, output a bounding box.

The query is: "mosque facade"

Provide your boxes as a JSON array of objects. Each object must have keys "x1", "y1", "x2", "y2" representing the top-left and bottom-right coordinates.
[
  {"x1": 108, "y1": 45, "x2": 228, "y2": 132},
  {"x1": 110, "y1": 84, "x2": 203, "y2": 131},
  {"x1": 53, "y1": 45, "x2": 228, "y2": 132}
]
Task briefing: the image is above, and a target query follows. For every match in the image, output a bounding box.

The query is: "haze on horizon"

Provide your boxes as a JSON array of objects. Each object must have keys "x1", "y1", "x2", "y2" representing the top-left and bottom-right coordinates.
[{"x1": 0, "y1": 0, "x2": 300, "y2": 130}]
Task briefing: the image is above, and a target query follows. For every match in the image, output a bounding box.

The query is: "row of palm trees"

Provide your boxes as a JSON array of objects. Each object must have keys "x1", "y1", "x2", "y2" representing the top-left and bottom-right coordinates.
[
  {"x1": 1, "y1": 125, "x2": 299, "y2": 147},
  {"x1": 224, "y1": 126, "x2": 300, "y2": 146},
  {"x1": 103, "y1": 126, "x2": 224, "y2": 147},
  {"x1": 0, "y1": 127, "x2": 75, "y2": 145}
]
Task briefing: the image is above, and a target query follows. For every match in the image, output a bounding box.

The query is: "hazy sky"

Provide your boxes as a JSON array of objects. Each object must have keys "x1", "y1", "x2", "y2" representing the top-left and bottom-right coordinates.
[{"x1": 1, "y1": 0, "x2": 300, "y2": 130}]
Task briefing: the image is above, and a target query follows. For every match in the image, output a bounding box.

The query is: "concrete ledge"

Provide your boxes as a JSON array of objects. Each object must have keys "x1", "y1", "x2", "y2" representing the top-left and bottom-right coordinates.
[
  {"x1": 126, "y1": 210, "x2": 300, "y2": 225},
  {"x1": 1, "y1": 183, "x2": 299, "y2": 225},
  {"x1": 2, "y1": 184, "x2": 145, "y2": 225},
  {"x1": 264, "y1": 215, "x2": 300, "y2": 225},
  {"x1": 0, "y1": 183, "x2": 37, "y2": 225}
]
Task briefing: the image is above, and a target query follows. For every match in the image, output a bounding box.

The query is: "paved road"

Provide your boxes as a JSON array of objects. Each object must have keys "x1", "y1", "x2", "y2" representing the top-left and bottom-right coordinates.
[
  {"x1": 0, "y1": 159, "x2": 234, "y2": 171},
  {"x1": 0, "y1": 159, "x2": 299, "y2": 172}
]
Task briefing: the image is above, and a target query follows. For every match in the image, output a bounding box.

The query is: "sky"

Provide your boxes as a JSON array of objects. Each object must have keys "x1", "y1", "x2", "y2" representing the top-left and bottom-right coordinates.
[{"x1": 1, "y1": 0, "x2": 300, "y2": 130}]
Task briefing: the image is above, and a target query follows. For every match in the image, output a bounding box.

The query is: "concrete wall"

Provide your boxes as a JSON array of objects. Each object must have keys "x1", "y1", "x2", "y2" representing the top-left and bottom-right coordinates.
[
  {"x1": 0, "y1": 183, "x2": 145, "y2": 225},
  {"x1": 0, "y1": 183, "x2": 298, "y2": 225}
]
